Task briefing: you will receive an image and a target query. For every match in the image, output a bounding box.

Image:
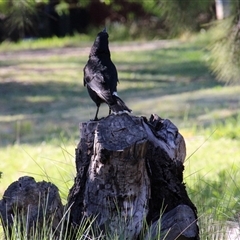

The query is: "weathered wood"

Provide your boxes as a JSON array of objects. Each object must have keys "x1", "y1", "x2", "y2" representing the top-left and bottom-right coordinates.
[
  {"x1": 144, "y1": 115, "x2": 197, "y2": 226},
  {"x1": 145, "y1": 204, "x2": 198, "y2": 240},
  {"x1": 68, "y1": 114, "x2": 150, "y2": 239},
  {"x1": 67, "y1": 113, "x2": 199, "y2": 239},
  {"x1": 0, "y1": 176, "x2": 63, "y2": 239}
]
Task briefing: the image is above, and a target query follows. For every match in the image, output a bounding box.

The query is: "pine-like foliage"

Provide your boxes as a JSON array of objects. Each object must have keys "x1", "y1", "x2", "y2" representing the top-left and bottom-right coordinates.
[
  {"x1": 142, "y1": 0, "x2": 214, "y2": 36},
  {"x1": 3, "y1": 0, "x2": 36, "y2": 40},
  {"x1": 208, "y1": 17, "x2": 240, "y2": 84}
]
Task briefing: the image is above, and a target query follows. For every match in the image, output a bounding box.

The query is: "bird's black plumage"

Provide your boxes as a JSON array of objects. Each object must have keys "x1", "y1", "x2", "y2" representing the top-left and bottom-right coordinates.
[{"x1": 83, "y1": 28, "x2": 131, "y2": 120}]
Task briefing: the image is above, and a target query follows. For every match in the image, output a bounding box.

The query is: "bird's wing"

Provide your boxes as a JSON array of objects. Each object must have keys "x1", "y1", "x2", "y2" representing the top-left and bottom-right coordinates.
[{"x1": 84, "y1": 67, "x2": 114, "y2": 104}]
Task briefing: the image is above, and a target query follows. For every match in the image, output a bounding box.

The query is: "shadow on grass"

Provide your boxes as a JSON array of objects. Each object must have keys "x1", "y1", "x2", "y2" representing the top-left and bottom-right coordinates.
[
  {"x1": 116, "y1": 46, "x2": 209, "y2": 76},
  {"x1": 115, "y1": 46, "x2": 222, "y2": 98},
  {"x1": 0, "y1": 81, "x2": 87, "y2": 115},
  {"x1": 0, "y1": 59, "x2": 225, "y2": 146},
  {"x1": 0, "y1": 61, "x2": 19, "y2": 67},
  {"x1": 0, "y1": 81, "x2": 89, "y2": 146},
  {"x1": 0, "y1": 43, "x2": 237, "y2": 146}
]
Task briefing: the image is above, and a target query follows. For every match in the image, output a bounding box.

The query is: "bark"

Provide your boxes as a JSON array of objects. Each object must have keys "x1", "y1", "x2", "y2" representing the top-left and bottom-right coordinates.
[
  {"x1": 0, "y1": 176, "x2": 63, "y2": 239},
  {"x1": 67, "y1": 113, "x2": 199, "y2": 239}
]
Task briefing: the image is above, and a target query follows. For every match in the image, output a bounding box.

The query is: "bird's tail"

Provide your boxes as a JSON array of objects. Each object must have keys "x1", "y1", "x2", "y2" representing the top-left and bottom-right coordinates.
[{"x1": 110, "y1": 95, "x2": 132, "y2": 113}]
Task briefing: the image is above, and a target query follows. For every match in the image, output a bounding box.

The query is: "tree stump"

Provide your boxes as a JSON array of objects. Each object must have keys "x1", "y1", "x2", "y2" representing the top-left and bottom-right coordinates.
[
  {"x1": 0, "y1": 176, "x2": 63, "y2": 239},
  {"x1": 67, "y1": 113, "x2": 199, "y2": 240}
]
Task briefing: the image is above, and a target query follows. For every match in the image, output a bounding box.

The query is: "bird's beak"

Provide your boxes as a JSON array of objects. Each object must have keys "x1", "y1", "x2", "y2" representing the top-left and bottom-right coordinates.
[{"x1": 102, "y1": 27, "x2": 107, "y2": 33}]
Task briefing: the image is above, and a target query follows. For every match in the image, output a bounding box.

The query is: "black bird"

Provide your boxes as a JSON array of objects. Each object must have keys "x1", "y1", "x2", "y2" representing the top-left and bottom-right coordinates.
[{"x1": 83, "y1": 28, "x2": 131, "y2": 121}]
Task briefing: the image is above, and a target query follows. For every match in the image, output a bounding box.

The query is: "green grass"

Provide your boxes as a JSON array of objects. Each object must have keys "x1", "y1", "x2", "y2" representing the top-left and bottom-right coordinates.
[
  {"x1": 0, "y1": 143, "x2": 75, "y2": 202},
  {"x1": 0, "y1": 34, "x2": 93, "y2": 52},
  {"x1": 1, "y1": 31, "x2": 240, "y2": 238}
]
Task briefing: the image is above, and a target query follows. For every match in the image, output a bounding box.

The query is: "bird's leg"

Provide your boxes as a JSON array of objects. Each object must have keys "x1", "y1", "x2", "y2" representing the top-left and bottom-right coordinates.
[
  {"x1": 109, "y1": 108, "x2": 111, "y2": 115},
  {"x1": 94, "y1": 106, "x2": 100, "y2": 121}
]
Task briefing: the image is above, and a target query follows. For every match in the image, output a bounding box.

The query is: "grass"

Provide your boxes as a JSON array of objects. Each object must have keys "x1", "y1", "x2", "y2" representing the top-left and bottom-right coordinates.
[
  {"x1": 0, "y1": 31, "x2": 240, "y2": 238},
  {"x1": 0, "y1": 34, "x2": 93, "y2": 52}
]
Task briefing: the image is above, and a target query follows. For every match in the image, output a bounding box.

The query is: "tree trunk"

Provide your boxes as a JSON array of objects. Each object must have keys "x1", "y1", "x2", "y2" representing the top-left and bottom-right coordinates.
[
  {"x1": 67, "y1": 113, "x2": 199, "y2": 240},
  {"x1": 215, "y1": 0, "x2": 231, "y2": 20}
]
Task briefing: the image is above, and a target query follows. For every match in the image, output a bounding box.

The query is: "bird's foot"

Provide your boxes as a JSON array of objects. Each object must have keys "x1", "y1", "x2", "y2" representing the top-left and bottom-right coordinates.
[
  {"x1": 90, "y1": 117, "x2": 105, "y2": 121},
  {"x1": 90, "y1": 118, "x2": 99, "y2": 121}
]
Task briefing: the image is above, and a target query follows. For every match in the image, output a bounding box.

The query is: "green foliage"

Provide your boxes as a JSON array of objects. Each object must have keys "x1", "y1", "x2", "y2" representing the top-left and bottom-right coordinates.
[
  {"x1": 208, "y1": 17, "x2": 240, "y2": 84},
  {"x1": 0, "y1": 0, "x2": 216, "y2": 42},
  {"x1": 3, "y1": 0, "x2": 36, "y2": 40},
  {"x1": 55, "y1": 1, "x2": 69, "y2": 15},
  {"x1": 143, "y1": 0, "x2": 215, "y2": 36}
]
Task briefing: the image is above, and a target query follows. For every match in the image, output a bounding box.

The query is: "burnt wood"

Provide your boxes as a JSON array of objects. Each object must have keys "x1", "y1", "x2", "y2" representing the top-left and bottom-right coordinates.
[
  {"x1": 0, "y1": 176, "x2": 63, "y2": 239},
  {"x1": 67, "y1": 113, "x2": 199, "y2": 239}
]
